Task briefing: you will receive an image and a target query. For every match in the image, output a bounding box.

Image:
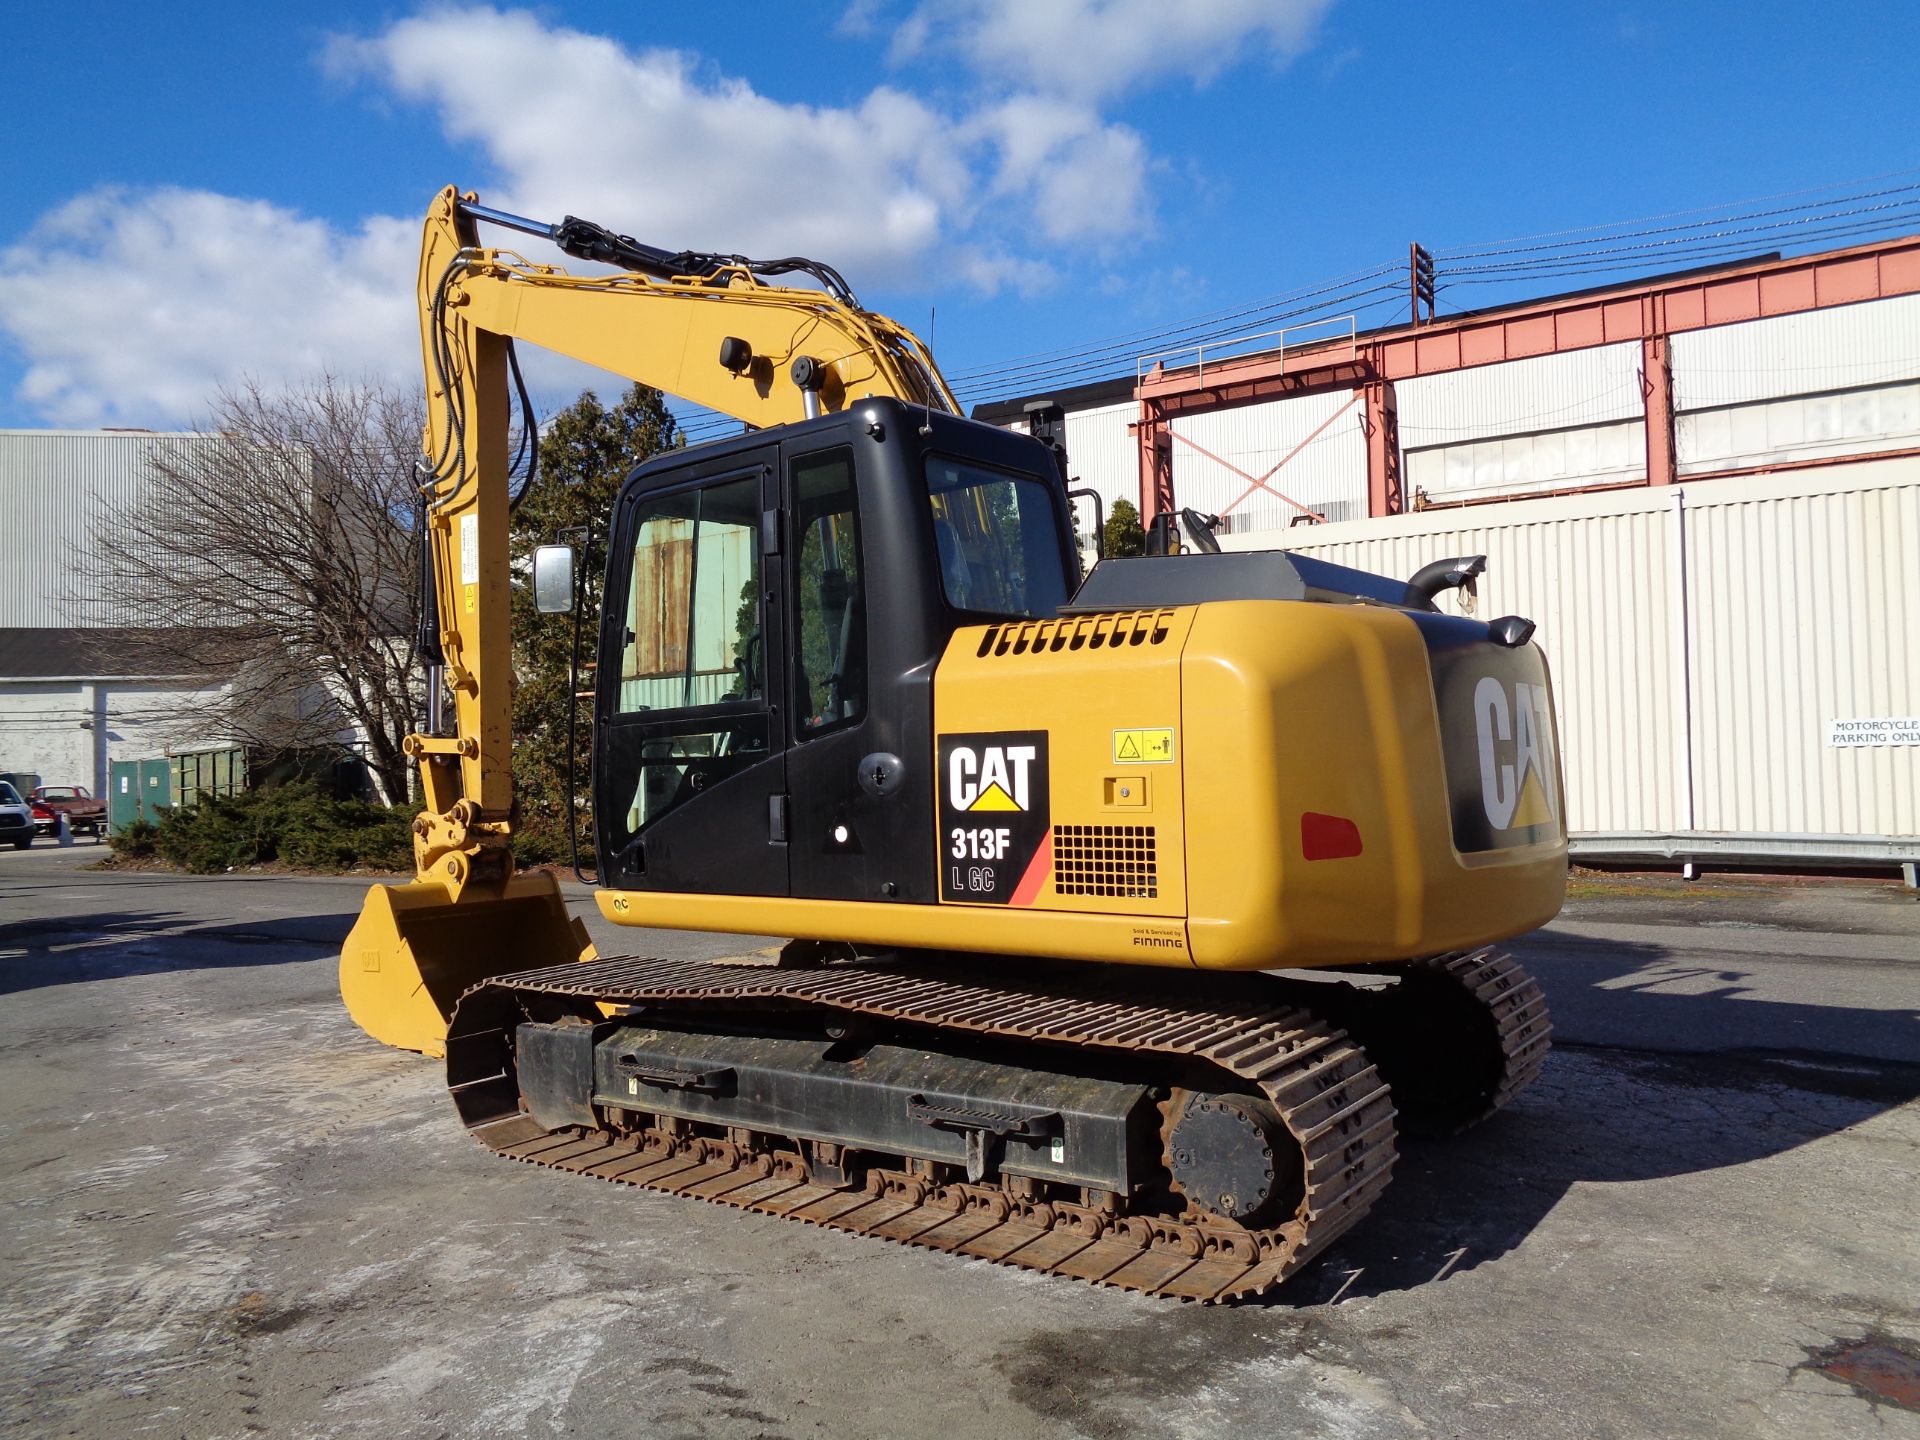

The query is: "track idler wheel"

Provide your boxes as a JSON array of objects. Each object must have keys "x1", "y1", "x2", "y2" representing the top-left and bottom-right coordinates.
[{"x1": 1164, "y1": 1091, "x2": 1302, "y2": 1228}]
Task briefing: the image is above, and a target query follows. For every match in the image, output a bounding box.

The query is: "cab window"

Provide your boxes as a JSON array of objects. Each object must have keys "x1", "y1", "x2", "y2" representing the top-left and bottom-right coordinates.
[
  {"x1": 614, "y1": 474, "x2": 767, "y2": 837},
  {"x1": 792, "y1": 449, "x2": 865, "y2": 735},
  {"x1": 618, "y1": 476, "x2": 762, "y2": 713},
  {"x1": 923, "y1": 458, "x2": 1070, "y2": 617}
]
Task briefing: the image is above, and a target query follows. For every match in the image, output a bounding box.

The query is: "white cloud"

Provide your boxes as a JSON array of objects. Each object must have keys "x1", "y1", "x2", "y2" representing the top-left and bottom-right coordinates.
[
  {"x1": 329, "y1": 8, "x2": 972, "y2": 279},
  {"x1": 0, "y1": 4, "x2": 1332, "y2": 426},
  {"x1": 894, "y1": 0, "x2": 1333, "y2": 105},
  {"x1": 0, "y1": 188, "x2": 417, "y2": 427},
  {"x1": 967, "y1": 96, "x2": 1152, "y2": 243},
  {"x1": 327, "y1": 6, "x2": 1166, "y2": 262}
]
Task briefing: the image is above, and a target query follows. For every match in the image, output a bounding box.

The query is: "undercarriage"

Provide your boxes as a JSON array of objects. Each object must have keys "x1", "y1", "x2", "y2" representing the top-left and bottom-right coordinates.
[{"x1": 446, "y1": 948, "x2": 1548, "y2": 1302}]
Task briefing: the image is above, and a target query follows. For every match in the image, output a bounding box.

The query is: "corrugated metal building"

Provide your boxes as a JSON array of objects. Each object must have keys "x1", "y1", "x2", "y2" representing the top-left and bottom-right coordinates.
[
  {"x1": 977, "y1": 239, "x2": 1920, "y2": 871},
  {"x1": 1221, "y1": 460, "x2": 1918, "y2": 866},
  {"x1": 0, "y1": 430, "x2": 210, "y2": 626},
  {"x1": 1, "y1": 431, "x2": 243, "y2": 798}
]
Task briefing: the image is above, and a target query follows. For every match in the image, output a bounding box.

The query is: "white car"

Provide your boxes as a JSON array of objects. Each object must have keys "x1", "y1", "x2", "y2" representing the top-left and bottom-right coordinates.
[{"x1": 0, "y1": 781, "x2": 33, "y2": 850}]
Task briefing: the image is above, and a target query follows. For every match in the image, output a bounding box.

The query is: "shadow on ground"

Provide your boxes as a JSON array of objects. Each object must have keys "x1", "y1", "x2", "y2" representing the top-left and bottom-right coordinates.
[
  {"x1": 0, "y1": 911, "x2": 356, "y2": 994},
  {"x1": 1264, "y1": 933, "x2": 1920, "y2": 1306},
  {"x1": 1508, "y1": 929, "x2": 1920, "y2": 1064}
]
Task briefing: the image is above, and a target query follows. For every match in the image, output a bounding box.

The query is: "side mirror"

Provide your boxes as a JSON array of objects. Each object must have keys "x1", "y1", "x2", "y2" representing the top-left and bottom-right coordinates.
[{"x1": 532, "y1": 544, "x2": 577, "y2": 614}]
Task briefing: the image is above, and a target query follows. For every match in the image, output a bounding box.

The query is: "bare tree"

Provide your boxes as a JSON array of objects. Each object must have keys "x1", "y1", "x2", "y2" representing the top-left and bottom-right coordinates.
[{"x1": 85, "y1": 377, "x2": 427, "y2": 802}]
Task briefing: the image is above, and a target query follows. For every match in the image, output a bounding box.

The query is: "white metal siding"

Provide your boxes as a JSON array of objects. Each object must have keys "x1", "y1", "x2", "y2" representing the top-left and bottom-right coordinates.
[
  {"x1": 1398, "y1": 342, "x2": 1645, "y2": 501},
  {"x1": 1676, "y1": 381, "x2": 1920, "y2": 474},
  {"x1": 0, "y1": 430, "x2": 205, "y2": 627},
  {"x1": 1672, "y1": 294, "x2": 1920, "y2": 410},
  {"x1": 1171, "y1": 391, "x2": 1368, "y2": 531},
  {"x1": 1059, "y1": 401, "x2": 1138, "y2": 511},
  {"x1": 1406, "y1": 417, "x2": 1647, "y2": 500},
  {"x1": 1684, "y1": 468, "x2": 1918, "y2": 838},
  {"x1": 1218, "y1": 456, "x2": 1920, "y2": 851},
  {"x1": 1399, "y1": 343, "x2": 1644, "y2": 444}
]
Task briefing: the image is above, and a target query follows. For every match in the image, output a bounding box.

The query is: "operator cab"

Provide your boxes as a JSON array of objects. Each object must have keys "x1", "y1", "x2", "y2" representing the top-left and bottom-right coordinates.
[{"x1": 593, "y1": 397, "x2": 1077, "y2": 906}]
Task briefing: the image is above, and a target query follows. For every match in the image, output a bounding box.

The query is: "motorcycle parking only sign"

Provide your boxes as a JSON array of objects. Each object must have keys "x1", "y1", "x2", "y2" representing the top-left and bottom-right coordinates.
[
  {"x1": 937, "y1": 730, "x2": 1050, "y2": 904},
  {"x1": 1827, "y1": 717, "x2": 1920, "y2": 747}
]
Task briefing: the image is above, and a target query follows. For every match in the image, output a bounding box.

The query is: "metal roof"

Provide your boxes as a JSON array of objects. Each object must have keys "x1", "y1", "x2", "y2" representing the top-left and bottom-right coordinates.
[{"x1": 0, "y1": 627, "x2": 226, "y2": 680}]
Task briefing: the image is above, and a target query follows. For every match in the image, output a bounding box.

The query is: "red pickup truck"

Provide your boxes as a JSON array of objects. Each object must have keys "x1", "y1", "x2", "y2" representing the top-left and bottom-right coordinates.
[{"x1": 31, "y1": 785, "x2": 107, "y2": 838}]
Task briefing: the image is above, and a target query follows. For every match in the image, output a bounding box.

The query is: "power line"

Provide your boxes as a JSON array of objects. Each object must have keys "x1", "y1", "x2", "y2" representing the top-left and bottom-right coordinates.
[
  {"x1": 1442, "y1": 197, "x2": 1920, "y2": 274},
  {"x1": 954, "y1": 279, "x2": 1407, "y2": 406},
  {"x1": 1435, "y1": 167, "x2": 1920, "y2": 254},
  {"x1": 1438, "y1": 211, "x2": 1920, "y2": 287},
  {"x1": 942, "y1": 262, "x2": 1401, "y2": 388},
  {"x1": 690, "y1": 172, "x2": 1920, "y2": 422}
]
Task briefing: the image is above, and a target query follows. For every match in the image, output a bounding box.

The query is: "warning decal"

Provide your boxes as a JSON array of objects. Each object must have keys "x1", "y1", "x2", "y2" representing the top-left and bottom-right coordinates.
[
  {"x1": 1112, "y1": 728, "x2": 1175, "y2": 764},
  {"x1": 938, "y1": 730, "x2": 1050, "y2": 904}
]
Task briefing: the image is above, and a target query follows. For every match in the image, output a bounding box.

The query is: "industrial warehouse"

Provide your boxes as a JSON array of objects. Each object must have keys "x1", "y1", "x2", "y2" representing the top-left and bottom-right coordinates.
[
  {"x1": 3, "y1": 6, "x2": 1918, "y2": 1437},
  {"x1": 978, "y1": 236, "x2": 1920, "y2": 877}
]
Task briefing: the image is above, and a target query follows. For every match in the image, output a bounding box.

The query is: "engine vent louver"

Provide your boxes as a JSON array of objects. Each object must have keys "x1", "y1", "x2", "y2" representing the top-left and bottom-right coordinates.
[
  {"x1": 977, "y1": 609, "x2": 1174, "y2": 659},
  {"x1": 1053, "y1": 824, "x2": 1159, "y2": 900}
]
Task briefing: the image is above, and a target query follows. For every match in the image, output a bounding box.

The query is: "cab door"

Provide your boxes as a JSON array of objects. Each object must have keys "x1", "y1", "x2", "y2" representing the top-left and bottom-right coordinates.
[{"x1": 595, "y1": 450, "x2": 788, "y2": 895}]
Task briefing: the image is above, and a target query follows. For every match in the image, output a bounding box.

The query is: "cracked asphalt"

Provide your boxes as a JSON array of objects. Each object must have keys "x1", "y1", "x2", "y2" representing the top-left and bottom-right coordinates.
[{"x1": 2, "y1": 845, "x2": 1916, "y2": 1439}]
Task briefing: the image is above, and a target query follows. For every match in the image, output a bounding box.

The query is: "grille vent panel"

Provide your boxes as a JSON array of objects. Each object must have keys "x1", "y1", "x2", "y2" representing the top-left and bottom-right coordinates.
[
  {"x1": 1053, "y1": 824, "x2": 1159, "y2": 899},
  {"x1": 977, "y1": 609, "x2": 1174, "y2": 659}
]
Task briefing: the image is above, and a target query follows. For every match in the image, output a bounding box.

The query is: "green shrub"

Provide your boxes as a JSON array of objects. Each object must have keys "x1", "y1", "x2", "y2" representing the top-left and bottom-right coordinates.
[
  {"x1": 143, "y1": 782, "x2": 415, "y2": 874},
  {"x1": 107, "y1": 817, "x2": 159, "y2": 859}
]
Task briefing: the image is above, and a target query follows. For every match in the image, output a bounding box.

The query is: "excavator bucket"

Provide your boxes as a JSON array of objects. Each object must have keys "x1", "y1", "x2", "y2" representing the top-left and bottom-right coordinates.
[{"x1": 340, "y1": 871, "x2": 595, "y2": 1057}]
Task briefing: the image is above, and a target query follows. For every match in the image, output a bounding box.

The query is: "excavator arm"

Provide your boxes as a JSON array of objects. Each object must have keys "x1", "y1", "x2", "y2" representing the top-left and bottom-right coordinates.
[{"x1": 342, "y1": 186, "x2": 960, "y2": 1055}]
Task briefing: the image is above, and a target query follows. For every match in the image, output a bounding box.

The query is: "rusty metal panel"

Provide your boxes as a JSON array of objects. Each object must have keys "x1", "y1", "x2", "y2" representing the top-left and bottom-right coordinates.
[
  {"x1": 619, "y1": 515, "x2": 755, "y2": 712},
  {"x1": 626, "y1": 519, "x2": 693, "y2": 678},
  {"x1": 1169, "y1": 391, "x2": 1368, "y2": 531}
]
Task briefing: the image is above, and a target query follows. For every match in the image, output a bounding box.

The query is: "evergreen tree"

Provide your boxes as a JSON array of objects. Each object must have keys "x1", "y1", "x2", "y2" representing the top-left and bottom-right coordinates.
[
  {"x1": 509, "y1": 385, "x2": 678, "y2": 864},
  {"x1": 1104, "y1": 497, "x2": 1147, "y2": 558}
]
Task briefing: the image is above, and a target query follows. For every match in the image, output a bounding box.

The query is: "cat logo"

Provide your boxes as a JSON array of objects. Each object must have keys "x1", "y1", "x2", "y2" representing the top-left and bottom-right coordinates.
[
  {"x1": 948, "y1": 742, "x2": 1038, "y2": 812},
  {"x1": 937, "y1": 730, "x2": 1051, "y2": 905},
  {"x1": 1473, "y1": 676, "x2": 1559, "y2": 832}
]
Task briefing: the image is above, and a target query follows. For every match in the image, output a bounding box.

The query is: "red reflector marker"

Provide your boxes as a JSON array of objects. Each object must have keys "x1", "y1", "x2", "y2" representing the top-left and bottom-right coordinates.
[{"x1": 1301, "y1": 812, "x2": 1363, "y2": 861}]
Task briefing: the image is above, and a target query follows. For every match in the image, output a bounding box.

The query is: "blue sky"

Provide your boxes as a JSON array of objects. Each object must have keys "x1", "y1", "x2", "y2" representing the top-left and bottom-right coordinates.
[{"x1": 3, "y1": 1, "x2": 1916, "y2": 432}]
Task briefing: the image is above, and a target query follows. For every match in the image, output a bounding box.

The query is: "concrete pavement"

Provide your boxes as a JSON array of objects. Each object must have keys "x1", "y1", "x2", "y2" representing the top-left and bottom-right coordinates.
[{"x1": 1, "y1": 846, "x2": 1915, "y2": 1438}]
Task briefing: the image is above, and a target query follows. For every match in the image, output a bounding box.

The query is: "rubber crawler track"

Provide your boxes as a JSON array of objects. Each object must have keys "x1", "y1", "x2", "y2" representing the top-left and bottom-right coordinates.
[
  {"x1": 1407, "y1": 948, "x2": 1553, "y2": 1130},
  {"x1": 443, "y1": 950, "x2": 1535, "y2": 1301}
]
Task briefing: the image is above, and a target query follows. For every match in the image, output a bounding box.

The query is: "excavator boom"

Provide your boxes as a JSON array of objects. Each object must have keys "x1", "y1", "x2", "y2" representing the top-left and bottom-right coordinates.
[{"x1": 343, "y1": 186, "x2": 961, "y2": 1055}]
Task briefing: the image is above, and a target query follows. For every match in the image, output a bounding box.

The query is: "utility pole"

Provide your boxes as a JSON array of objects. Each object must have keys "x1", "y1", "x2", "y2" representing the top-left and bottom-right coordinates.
[{"x1": 1409, "y1": 242, "x2": 1436, "y2": 326}]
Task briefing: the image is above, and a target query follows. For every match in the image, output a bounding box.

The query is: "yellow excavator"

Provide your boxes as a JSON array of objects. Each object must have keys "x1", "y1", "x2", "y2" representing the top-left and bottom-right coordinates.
[{"x1": 340, "y1": 186, "x2": 1565, "y2": 1301}]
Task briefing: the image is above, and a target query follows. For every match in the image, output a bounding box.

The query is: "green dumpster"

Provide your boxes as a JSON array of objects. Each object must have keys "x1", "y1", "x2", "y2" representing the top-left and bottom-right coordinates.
[{"x1": 108, "y1": 758, "x2": 174, "y2": 833}]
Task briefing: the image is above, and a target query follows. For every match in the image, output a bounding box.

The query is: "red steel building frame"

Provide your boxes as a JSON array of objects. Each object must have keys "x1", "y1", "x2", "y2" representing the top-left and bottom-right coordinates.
[{"x1": 1134, "y1": 234, "x2": 1920, "y2": 522}]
